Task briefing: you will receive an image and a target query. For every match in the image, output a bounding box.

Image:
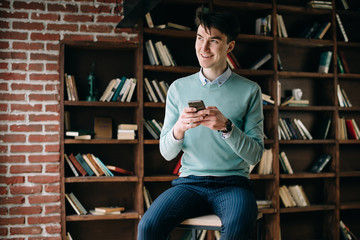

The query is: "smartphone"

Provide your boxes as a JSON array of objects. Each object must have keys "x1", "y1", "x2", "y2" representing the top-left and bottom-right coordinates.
[{"x1": 188, "y1": 100, "x2": 206, "y2": 112}]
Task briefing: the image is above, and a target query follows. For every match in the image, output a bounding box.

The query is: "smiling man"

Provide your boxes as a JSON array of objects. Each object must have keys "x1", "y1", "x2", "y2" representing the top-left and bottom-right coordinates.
[{"x1": 137, "y1": 12, "x2": 264, "y2": 240}]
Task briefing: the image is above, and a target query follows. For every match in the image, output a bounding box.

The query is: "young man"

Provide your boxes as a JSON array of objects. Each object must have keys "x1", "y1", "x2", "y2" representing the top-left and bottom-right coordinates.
[{"x1": 138, "y1": 12, "x2": 264, "y2": 240}]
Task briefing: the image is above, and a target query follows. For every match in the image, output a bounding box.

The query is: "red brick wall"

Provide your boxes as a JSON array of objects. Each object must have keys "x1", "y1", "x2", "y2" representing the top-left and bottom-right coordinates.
[{"x1": 0, "y1": 1, "x2": 138, "y2": 239}]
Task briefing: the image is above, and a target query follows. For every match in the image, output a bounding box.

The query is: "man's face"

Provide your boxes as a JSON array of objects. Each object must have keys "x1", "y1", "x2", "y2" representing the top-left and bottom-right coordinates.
[{"x1": 195, "y1": 25, "x2": 234, "y2": 70}]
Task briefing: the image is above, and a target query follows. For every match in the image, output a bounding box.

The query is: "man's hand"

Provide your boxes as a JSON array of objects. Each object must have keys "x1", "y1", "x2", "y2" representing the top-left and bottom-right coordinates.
[
  {"x1": 173, "y1": 107, "x2": 205, "y2": 140},
  {"x1": 198, "y1": 106, "x2": 228, "y2": 131}
]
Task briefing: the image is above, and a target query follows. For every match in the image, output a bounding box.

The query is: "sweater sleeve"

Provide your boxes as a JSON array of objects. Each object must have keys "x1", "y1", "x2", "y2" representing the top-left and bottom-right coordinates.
[
  {"x1": 159, "y1": 83, "x2": 183, "y2": 161},
  {"x1": 223, "y1": 85, "x2": 264, "y2": 165}
]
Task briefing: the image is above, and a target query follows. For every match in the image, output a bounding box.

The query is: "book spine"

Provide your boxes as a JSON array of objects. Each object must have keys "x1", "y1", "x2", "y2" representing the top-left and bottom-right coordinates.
[{"x1": 336, "y1": 14, "x2": 348, "y2": 42}]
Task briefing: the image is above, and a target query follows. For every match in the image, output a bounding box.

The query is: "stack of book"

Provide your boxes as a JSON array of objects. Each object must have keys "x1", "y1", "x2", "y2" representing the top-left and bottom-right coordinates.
[
  {"x1": 257, "y1": 148, "x2": 273, "y2": 175},
  {"x1": 145, "y1": 12, "x2": 191, "y2": 31},
  {"x1": 281, "y1": 96, "x2": 310, "y2": 107},
  {"x1": 117, "y1": 123, "x2": 138, "y2": 140},
  {"x1": 144, "y1": 77, "x2": 169, "y2": 103},
  {"x1": 278, "y1": 117, "x2": 313, "y2": 140},
  {"x1": 255, "y1": 14, "x2": 271, "y2": 36},
  {"x1": 143, "y1": 118, "x2": 162, "y2": 139},
  {"x1": 99, "y1": 77, "x2": 137, "y2": 102},
  {"x1": 64, "y1": 73, "x2": 79, "y2": 101},
  {"x1": 64, "y1": 153, "x2": 133, "y2": 177},
  {"x1": 262, "y1": 93, "x2": 275, "y2": 105},
  {"x1": 226, "y1": 52, "x2": 241, "y2": 69},
  {"x1": 279, "y1": 185, "x2": 310, "y2": 208},
  {"x1": 256, "y1": 200, "x2": 272, "y2": 209},
  {"x1": 306, "y1": 0, "x2": 332, "y2": 9},
  {"x1": 279, "y1": 151, "x2": 294, "y2": 174},
  {"x1": 65, "y1": 130, "x2": 94, "y2": 140},
  {"x1": 276, "y1": 14, "x2": 288, "y2": 38},
  {"x1": 299, "y1": 21, "x2": 331, "y2": 39},
  {"x1": 89, "y1": 206, "x2": 125, "y2": 215},
  {"x1": 339, "y1": 117, "x2": 360, "y2": 140},
  {"x1": 65, "y1": 192, "x2": 87, "y2": 215},
  {"x1": 337, "y1": 84, "x2": 352, "y2": 107},
  {"x1": 145, "y1": 39, "x2": 176, "y2": 67}
]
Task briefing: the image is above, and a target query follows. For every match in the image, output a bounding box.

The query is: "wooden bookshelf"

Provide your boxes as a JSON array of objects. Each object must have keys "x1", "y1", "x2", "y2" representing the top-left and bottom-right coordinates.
[{"x1": 60, "y1": 0, "x2": 360, "y2": 239}]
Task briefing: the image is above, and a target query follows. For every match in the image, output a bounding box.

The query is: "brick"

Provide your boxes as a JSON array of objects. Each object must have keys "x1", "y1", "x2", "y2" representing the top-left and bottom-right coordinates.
[
  {"x1": 44, "y1": 124, "x2": 59, "y2": 132},
  {"x1": 12, "y1": 42, "x2": 44, "y2": 51},
  {"x1": 80, "y1": 24, "x2": 113, "y2": 33},
  {"x1": 29, "y1": 74, "x2": 59, "y2": 81},
  {"x1": 11, "y1": 63, "x2": 27, "y2": 71},
  {"x1": 46, "y1": 43, "x2": 60, "y2": 51},
  {"x1": 0, "y1": 196, "x2": 25, "y2": 205},
  {"x1": 10, "y1": 185, "x2": 42, "y2": 195},
  {"x1": 31, "y1": 12, "x2": 59, "y2": 21},
  {"x1": 29, "y1": 237, "x2": 61, "y2": 240},
  {"x1": 63, "y1": 14, "x2": 94, "y2": 22},
  {"x1": 0, "y1": 113, "x2": 26, "y2": 121},
  {"x1": 13, "y1": 1, "x2": 45, "y2": 11},
  {"x1": 0, "y1": 165, "x2": 7, "y2": 174},
  {"x1": 0, "y1": 134, "x2": 26, "y2": 143},
  {"x1": 45, "y1": 205, "x2": 60, "y2": 214},
  {"x1": 46, "y1": 63, "x2": 58, "y2": 71},
  {"x1": 0, "y1": 20, "x2": 9, "y2": 28},
  {"x1": 97, "y1": 15, "x2": 123, "y2": 23},
  {"x1": 44, "y1": 184, "x2": 60, "y2": 193},
  {"x1": 48, "y1": 3, "x2": 78, "y2": 13},
  {"x1": 0, "y1": 62, "x2": 8, "y2": 70},
  {"x1": 97, "y1": 35, "x2": 133, "y2": 43},
  {"x1": 80, "y1": 5, "x2": 112, "y2": 14},
  {"x1": 0, "y1": 145, "x2": 8, "y2": 153},
  {"x1": 45, "y1": 84, "x2": 58, "y2": 91},
  {"x1": 30, "y1": 53, "x2": 58, "y2": 61},
  {"x1": 0, "y1": 208, "x2": 8, "y2": 215},
  {"x1": 0, "y1": 124, "x2": 8, "y2": 131},
  {"x1": 28, "y1": 175, "x2": 60, "y2": 184},
  {"x1": 0, "y1": 72, "x2": 26, "y2": 81},
  {"x1": 28, "y1": 154, "x2": 59, "y2": 163},
  {"x1": 0, "y1": 51, "x2": 27, "y2": 60},
  {"x1": 10, "y1": 226, "x2": 42, "y2": 235},
  {"x1": 0, "y1": 227, "x2": 8, "y2": 236},
  {"x1": 45, "y1": 104, "x2": 60, "y2": 113},
  {"x1": 10, "y1": 145, "x2": 43, "y2": 153},
  {"x1": 29, "y1": 114, "x2": 59, "y2": 122},
  {"x1": 0, "y1": 104, "x2": 7, "y2": 111},
  {"x1": 45, "y1": 164, "x2": 59, "y2": 173},
  {"x1": 0, "y1": 83, "x2": 8, "y2": 91},
  {"x1": 10, "y1": 206, "x2": 42, "y2": 215},
  {"x1": 0, "y1": 176, "x2": 24, "y2": 185},
  {"x1": 28, "y1": 134, "x2": 59, "y2": 143},
  {"x1": 10, "y1": 124, "x2": 42, "y2": 132},
  {"x1": 13, "y1": 22, "x2": 44, "y2": 31},
  {"x1": 0, "y1": 187, "x2": 7, "y2": 195},
  {"x1": 47, "y1": 23, "x2": 78, "y2": 32},
  {"x1": 62, "y1": 34, "x2": 93, "y2": 42},
  {"x1": 0, "y1": 1, "x2": 10, "y2": 8},
  {"x1": 11, "y1": 104, "x2": 42, "y2": 112},
  {"x1": 0, "y1": 93, "x2": 26, "y2": 101},
  {"x1": 45, "y1": 145, "x2": 60, "y2": 153},
  {"x1": 0, "y1": 217, "x2": 25, "y2": 225},
  {"x1": 0, "y1": 30, "x2": 27, "y2": 40},
  {"x1": 45, "y1": 225, "x2": 61, "y2": 234},
  {"x1": 28, "y1": 195, "x2": 60, "y2": 205},
  {"x1": 0, "y1": 10, "x2": 28, "y2": 19},
  {"x1": 30, "y1": 33, "x2": 60, "y2": 41},
  {"x1": 29, "y1": 94, "x2": 58, "y2": 102},
  {"x1": 11, "y1": 83, "x2": 43, "y2": 91},
  {"x1": 0, "y1": 155, "x2": 25, "y2": 163},
  {"x1": 28, "y1": 63, "x2": 44, "y2": 71},
  {"x1": 10, "y1": 165, "x2": 42, "y2": 174}
]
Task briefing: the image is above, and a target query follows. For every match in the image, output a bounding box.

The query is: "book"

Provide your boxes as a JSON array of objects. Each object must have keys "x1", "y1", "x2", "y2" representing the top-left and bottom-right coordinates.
[
  {"x1": 89, "y1": 209, "x2": 121, "y2": 215},
  {"x1": 75, "y1": 153, "x2": 94, "y2": 176},
  {"x1": 74, "y1": 135, "x2": 91, "y2": 140},
  {"x1": 166, "y1": 22, "x2": 191, "y2": 31},
  {"x1": 94, "y1": 117, "x2": 112, "y2": 139},
  {"x1": 69, "y1": 192, "x2": 88, "y2": 215},
  {"x1": 64, "y1": 153, "x2": 79, "y2": 177},
  {"x1": 257, "y1": 148, "x2": 273, "y2": 175},
  {"x1": 118, "y1": 124, "x2": 138, "y2": 131},
  {"x1": 91, "y1": 154, "x2": 114, "y2": 177},
  {"x1": 172, "y1": 158, "x2": 182, "y2": 175},
  {"x1": 250, "y1": 53, "x2": 272, "y2": 70},
  {"x1": 146, "y1": 39, "x2": 159, "y2": 66},
  {"x1": 99, "y1": 79, "x2": 117, "y2": 102},
  {"x1": 67, "y1": 232, "x2": 73, "y2": 240},
  {"x1": 94, "y1": 206, "x2": 125, "y2": 213},
  {"x1": 309, "y1": 154, "x2": 331, "y2": 173},
  {"x1": 338, "y1": 50, "x2": 350, "y2": 73},
  {"x1": 318, "y1": 51, "x2": 332, "y2": 73},
  {"x1": 314, "y1": 22, "x2": 331, "y2": 39},
  {"x1": 81, "y1": 154, "x2": 101, "y2": 176},
  {"x1": 126, "y1": 78, "x2": 137, "y2": 102},
  {"x1": 155, "y1": 41, "x2": 171, "y2": 66},
  {"x1": 106, "y1": 165, "x2": 134, "y2": 175},
  {"x1": 316, "y1": 118, "x2": 331, "y2": 139},
  {"x1": 65, "y1": 130, "x2": 94, "y2": 137},
  {"x1": 120, "y1": 78, "x2": 133, "y2": 102},
  {"x1": 295, "y1": 118, "x2": 313, "y2": 140},
  {"x1": 144, "y1": 77, "x2": 158, "y2": 103},
  {"x1": 65, "y1": 193, "x2": 81, "y2": 215},
  {"x1": 345, "y1": 119, "x2": 358, "y2": 139},
  {"x1": 143, "y1": 118, "x2": 160, "y2": 139},
  {"x1": 111, "y1": 77, "x2": 126, "y2": 102},
  {"x1": 143, "y1": 186, "x2": 153, "y2": 210},
  {"x1": 151, "y1": 79, "x2": 166, "y2": 103},
  {"x1": 68, "y1": 153, "x2": 87, "y2": 176},
  {"x1": 262, "y1": 93, "x2": 275, "y2": 105},
  {"x1": 277, "y1": 14, "x2": 288, "y2": 38},
  {"x1": 117, "y1": 129, "x2": 136, "y2": 140},
  {"x1": 336, "y1": 14, "x2": 348, "y2": 42},
  {"x1": 145, "y1": 12, "x2": 154, "y2": 28},
  {"x1": 279, "y1": 185, "x2": 296, "y2": 207},
  {"x1": 280, "y1": 151, "x2": 293, "y2": 174}
]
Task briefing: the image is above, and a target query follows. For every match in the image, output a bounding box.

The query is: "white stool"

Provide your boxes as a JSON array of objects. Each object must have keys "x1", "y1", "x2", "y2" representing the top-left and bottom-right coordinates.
[{"x1": 179, "y1": 212, "x2": 263, "y2": 240}]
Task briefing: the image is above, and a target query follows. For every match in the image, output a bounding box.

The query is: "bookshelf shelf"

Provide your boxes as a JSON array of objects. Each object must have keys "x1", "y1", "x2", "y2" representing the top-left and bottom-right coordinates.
[
  {"x1": 65, "y1": 101, "x2": 138, "y2": 107},
  {"x1": 340, "y1": 202, "x2": 360, "y2": 210},
  {"x1": 214, "y1": 0, "x2": 272, "y2": 10},
  {"x1": 64, "y1": 139, "x2": 139, "y2": 144},
  {"x1": 280, "y1": 204, "x2": 336, "y2": 213},
  {"x1": 279, "y1": 140, "x2": 336, "y2": 144},
  {"x1": 65, "y1": 176, "x2": 139, "y2": 183},
  {"x1": 280, "y1": 172, "x2": 336, "y2": 179},
  {"x1": 66, "y1": 211, "x2": 140, "y2": 221},
  {"x1": 339, "y1": 171, "x2": 360, "y2": 177},
  {"x1": 144, "y1": 175, "x2": 178, "y2": 182}
]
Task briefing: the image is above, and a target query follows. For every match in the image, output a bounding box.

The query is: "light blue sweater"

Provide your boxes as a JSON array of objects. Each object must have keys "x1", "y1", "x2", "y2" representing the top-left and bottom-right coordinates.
[{"x1": 159, "y1": 71, "x2": 264, "y2": 178}]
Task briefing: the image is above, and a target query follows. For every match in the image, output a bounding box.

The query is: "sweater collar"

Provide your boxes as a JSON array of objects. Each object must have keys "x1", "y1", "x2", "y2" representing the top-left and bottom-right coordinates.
[{"x1": 198, "y1": 67, "x2": 232, "y2": 87}]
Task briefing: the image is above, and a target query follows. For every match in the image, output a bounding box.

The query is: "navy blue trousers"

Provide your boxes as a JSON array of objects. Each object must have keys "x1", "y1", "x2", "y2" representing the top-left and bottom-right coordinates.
[{"x1": 137, "y1": 175, "x2": 258, "y2": 240}]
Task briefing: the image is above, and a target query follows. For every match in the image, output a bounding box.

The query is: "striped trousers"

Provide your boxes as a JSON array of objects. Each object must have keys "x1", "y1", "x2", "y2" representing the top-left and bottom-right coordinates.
[{"x1": 137, "y1": 175, "x2": 258, "y2": 240}]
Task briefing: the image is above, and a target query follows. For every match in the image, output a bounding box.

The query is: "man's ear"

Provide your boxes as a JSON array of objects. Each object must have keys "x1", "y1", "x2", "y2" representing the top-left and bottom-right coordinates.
[{"x1": 227, "y1": 40, "x2": 235, "y2": 53}]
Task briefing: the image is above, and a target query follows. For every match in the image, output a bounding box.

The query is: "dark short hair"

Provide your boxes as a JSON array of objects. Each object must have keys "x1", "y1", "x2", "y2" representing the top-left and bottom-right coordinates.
[{"x1": 197, "y1": 12, "x2": 240, "y2": 43}]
